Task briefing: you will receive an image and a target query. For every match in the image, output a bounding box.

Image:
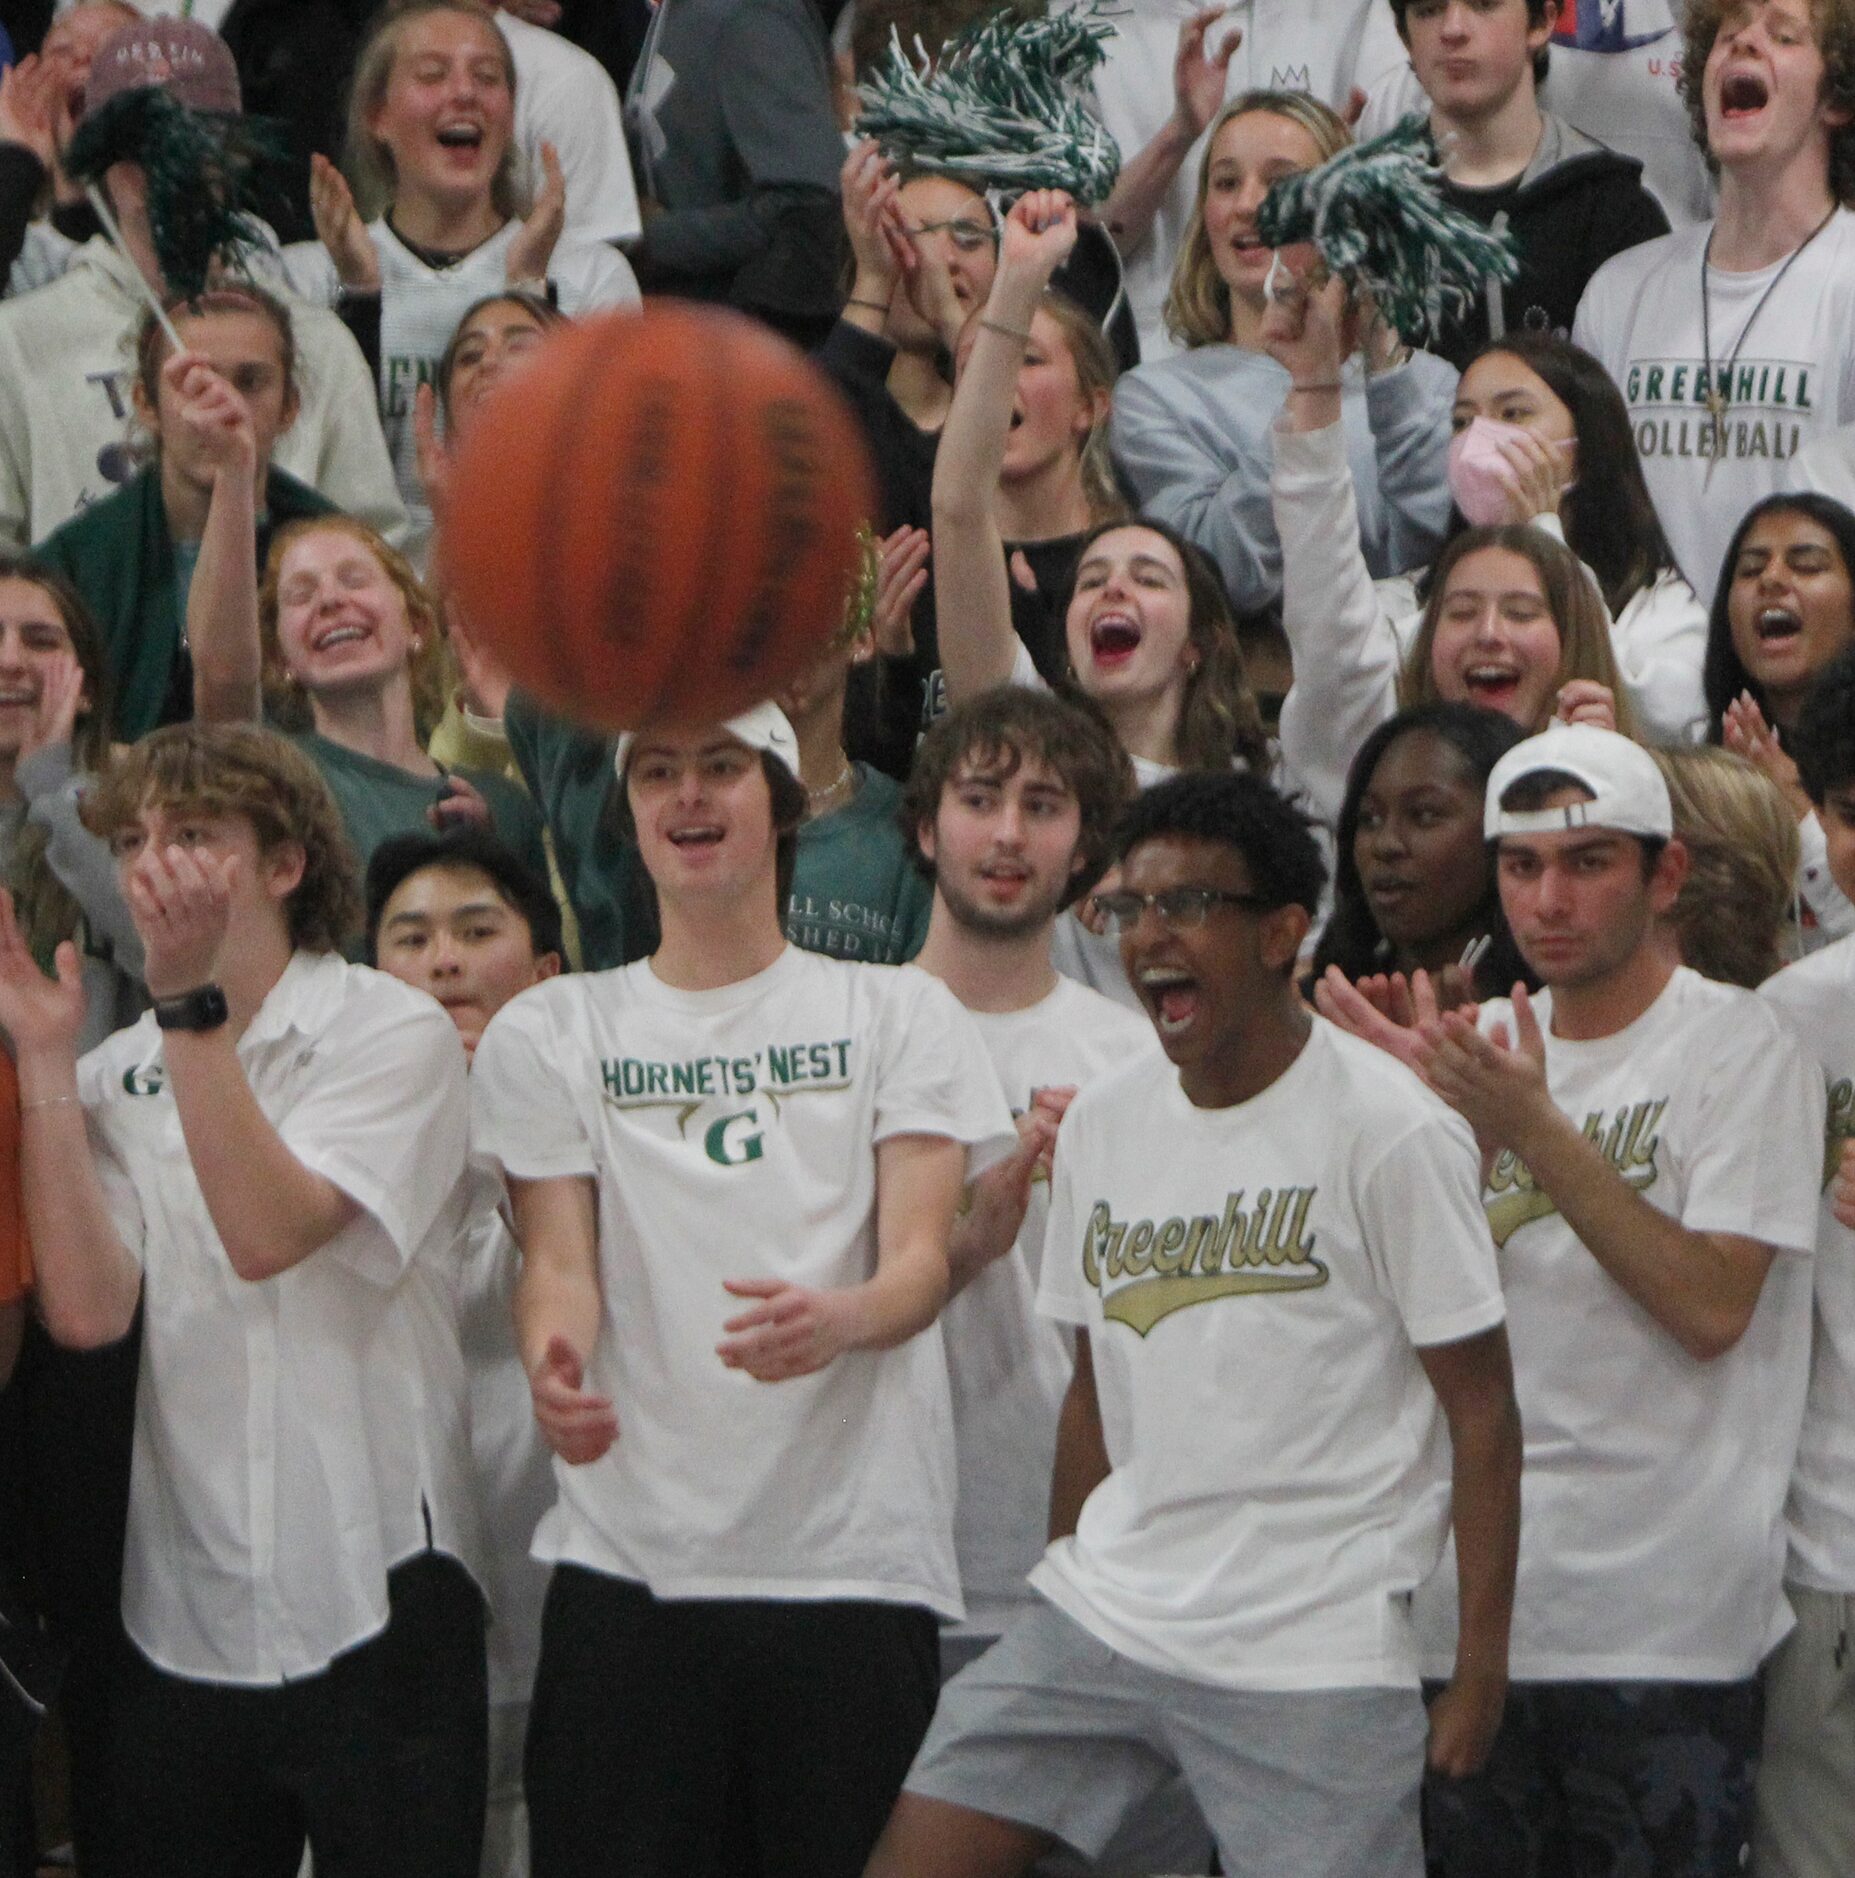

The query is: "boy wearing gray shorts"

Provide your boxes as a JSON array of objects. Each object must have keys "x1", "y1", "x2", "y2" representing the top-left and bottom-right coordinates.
[{"x1": 863, "y1": 774, "x2": 1522, "y2": 1878}]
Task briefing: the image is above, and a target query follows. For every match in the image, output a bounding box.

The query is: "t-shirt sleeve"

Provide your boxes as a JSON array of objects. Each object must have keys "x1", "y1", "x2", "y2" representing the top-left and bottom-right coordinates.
[
  {"x1": 1681, "y1": 1002, "x2": 1825, "y2": 1254},
  {"x1": 872, "y1": 971, "x2": 1017, "y2": 1175},
  {"x1": 281, "y1": 989, "x2": 472, "y2": 1288},
  {"x1": 471, "y1": 988, "x2": 598, "y2": 1182},
  {"x1": 1358, "y1": 1108, "x2": 1506, "y2": 1348},
  {"x1": 1035, "y1": 1121, "x2": 1091, "y2": 1329}
]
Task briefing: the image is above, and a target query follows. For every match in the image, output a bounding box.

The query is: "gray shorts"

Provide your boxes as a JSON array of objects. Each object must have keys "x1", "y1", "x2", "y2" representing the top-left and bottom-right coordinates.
[{"x1": 908, "y1": 1599, "x2": 1427, "y2": 1878}]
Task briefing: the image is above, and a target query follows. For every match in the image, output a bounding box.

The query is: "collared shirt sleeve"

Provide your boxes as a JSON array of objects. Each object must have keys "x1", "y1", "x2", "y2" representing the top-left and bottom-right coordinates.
[
  {"x1": 472, "y1": 986, "x2": 598, "y2": 1183},
  {"x1": 278, "y1": 988, "x2": 471, "y2": 1289}
]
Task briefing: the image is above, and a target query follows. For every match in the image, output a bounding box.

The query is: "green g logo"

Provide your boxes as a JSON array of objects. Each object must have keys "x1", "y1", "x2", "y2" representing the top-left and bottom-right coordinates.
[{"x1": 704, "y1": 1111, "x2": 765, "y2": 1167}]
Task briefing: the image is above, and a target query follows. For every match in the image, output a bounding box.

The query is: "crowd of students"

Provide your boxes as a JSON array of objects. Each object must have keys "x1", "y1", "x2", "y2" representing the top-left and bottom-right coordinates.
[{"x1": 0, "y1": 0, "x2": 1851, "y2": 1875}]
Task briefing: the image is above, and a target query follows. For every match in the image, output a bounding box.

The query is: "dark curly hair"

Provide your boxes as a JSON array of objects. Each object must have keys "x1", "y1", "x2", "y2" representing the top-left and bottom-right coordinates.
[
  {"x1": 1792, "y1": 641, "x2": 1855, "y2": 802},
  {"x1": 1309, "y1": 703, "x2": 1535, "y2": 997},
  {"x1": 1115, "y1": 770, "x2": 1327, "y2": 916},
  {"x1": 1702, "y1": 490, "x2": 1855, "y2": 733},
  {"x1": 1681, "y1": 0, "x2": 1855, "y2": 203},
  {"x1": 901, "y1": 685, "x2": 1135, "y2": 908},
  {"x1": 80, "y1": 724, "x2": 363, "y2": 953}
]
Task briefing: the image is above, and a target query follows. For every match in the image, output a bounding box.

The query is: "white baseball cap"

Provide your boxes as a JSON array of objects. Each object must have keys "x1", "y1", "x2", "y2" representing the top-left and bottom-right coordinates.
[
  {"x1": 1484, "y1": 722, "x2": 1673, "y2": 842},
  {"x1": 613, "y1": 701, "x2": 800, "y2": 785}
]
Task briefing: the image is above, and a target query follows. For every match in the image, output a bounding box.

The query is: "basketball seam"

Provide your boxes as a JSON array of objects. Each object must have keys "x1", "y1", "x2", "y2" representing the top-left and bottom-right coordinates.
[
  {"x1": 536, "y1": 331, "x2": 579, "y2": 707},
  {"x1": 666, "y1": 329, "x2": 734, "y2": 723}
]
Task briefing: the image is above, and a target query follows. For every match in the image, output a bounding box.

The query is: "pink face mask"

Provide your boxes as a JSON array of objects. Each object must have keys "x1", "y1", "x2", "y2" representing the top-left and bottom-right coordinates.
[{"x1": 1447, "y1": 415, "x2": 1540, "y2": 527}]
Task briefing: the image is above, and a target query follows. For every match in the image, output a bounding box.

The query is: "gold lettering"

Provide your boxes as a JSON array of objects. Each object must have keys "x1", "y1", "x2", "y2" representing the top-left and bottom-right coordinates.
[
  {"x1": 1121, "y1": 1220, "x2": 1155, "y2": 1277},
  {"x1": 1149, "y1": 1217, "x2": 1190, "y2": 1275}
]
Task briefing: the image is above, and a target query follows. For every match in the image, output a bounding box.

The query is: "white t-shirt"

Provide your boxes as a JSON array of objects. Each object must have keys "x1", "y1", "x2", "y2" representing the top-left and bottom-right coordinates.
[
  {"x1": 281, "y1": 218, "x2": 639, "y2": 563},
  {"x1": 1032, "y1": 1019, "x2": 1504, "y2": 1692},
  {"x1": 1573, "y1": 213, "x2": 1855, "y2": 607},
  {"x1": 1075, "y1": 0, "x2": 1410, "y2": 363},
  {"x1": 945, "y1": 978, "x2": 1154, "y2": 1640},
  {"x1": 470, "y1": 948, "x2": 1016, "y2": 1617},
  {"x1": 455, "y1": 1171, "x2": 557, "y2": 1708},
  {"x1": 1417, "y1": 967, "x2": 1823, "y2": 1681},
  {"x1": 499, "y1": 10, "x2": 644, "y2": 246},
  {"x1": 80, "y1": 952, "x2": 473, "y2": 1685},
  {"x1": 1760, "y1": 939, "x2": 1855, "y2": 1595}
]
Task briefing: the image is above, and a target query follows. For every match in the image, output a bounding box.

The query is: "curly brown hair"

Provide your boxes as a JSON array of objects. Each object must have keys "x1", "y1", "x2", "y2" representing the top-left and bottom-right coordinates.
[
  {"x1": 900, "y1": 686, "x2": 1135, "y2": 906},
  {"x1": 80, "y1": 725, "x2": 363, "y2": 954},
  {"x1": 1681, "y1": 0, "x2": 1855, "y2": 202}
]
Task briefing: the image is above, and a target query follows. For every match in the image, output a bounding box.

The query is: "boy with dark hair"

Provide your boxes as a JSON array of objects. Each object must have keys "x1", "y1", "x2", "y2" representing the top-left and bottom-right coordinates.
[
  {"x1": 1754, "y1": 650, "x2": 1855, "y2": 1878},
  {"x1": 0, "y1": 723, "x2": 485, "y2": 1878},
  {"x1": 471, "y1": 703, "x2": 1015, "y2": 1878},
  {"x1": 367, "y1": 825, "x2": 564, "y2": 1878},
  {"x1": 1574, "y1": 0, "x2": 1855, "y2": 606},
  {"x1": 1332, "y1": 720, "x2": 1824, "y2": 1875},
  {"x1": 1382, "y1": 0, "x2": 1667, "y2": 364},
  {"x1": 866, "y1": 770, "x2": 1520, "y2": 1878}
]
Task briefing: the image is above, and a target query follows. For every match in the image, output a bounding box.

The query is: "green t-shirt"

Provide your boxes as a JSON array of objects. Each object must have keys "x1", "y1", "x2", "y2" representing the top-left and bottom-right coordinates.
[
  {"x1": 788, "y1": 766, "x2": 931, "y2": 964},
  {"x1": 294, "y1": 731, "x2": 548, "y2": 888}
]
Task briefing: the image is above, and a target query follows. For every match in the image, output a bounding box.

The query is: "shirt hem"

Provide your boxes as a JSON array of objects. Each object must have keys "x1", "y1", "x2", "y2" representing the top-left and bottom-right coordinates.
[
  {"x1": 1405, "y1": 1295, "x2": 1507, "y2": 1349},
  {"x1": 535, "y1": 1555, "x2": 963, "y2": 1621}
]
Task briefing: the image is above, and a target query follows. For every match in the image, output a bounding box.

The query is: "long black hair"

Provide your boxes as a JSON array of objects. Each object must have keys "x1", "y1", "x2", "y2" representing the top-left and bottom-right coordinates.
[
  {"x1": 1703, "y1": 491, "x2": 1855, "y2": 734},
  {"x1": 1309, "y1": 702, "x2": 1535, "y2": 998},
  {"x1": 1445, "y1": 330, "x2": 1675, "y2": 617}
]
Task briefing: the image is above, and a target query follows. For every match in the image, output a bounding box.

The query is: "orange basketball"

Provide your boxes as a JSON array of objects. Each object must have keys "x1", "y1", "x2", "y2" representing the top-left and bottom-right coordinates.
[{"x1": 442, "y1": 302, "x2": 876, "y2": 731}]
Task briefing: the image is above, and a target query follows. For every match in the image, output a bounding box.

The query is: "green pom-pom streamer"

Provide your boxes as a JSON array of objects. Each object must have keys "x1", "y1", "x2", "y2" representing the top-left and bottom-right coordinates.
[
  {"x1": 65, "y1": 87, "x2": 291, "y2": 300},
  {"x1": 1255, "y1": 114, "x2": 1519, "y2": 346},
  {"x1": 854, "y1": 2, "x2": 1122, "y2": 204}
]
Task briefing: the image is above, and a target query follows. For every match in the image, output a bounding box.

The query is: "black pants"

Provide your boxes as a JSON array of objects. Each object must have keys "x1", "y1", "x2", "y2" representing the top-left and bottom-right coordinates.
[
  {"x1": 105, "y1": 1550, "x2": 487, "y2": 1878},
  {"x1": 1423, "y1": 1677, "x2": 1764, "y2": 1878},
  {"x1": 525, "y1": 1566, "x2": 941, "y2": 1878}
]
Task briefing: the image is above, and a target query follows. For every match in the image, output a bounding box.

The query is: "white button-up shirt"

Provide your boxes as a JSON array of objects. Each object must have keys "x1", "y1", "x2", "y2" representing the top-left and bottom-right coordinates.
[{"x1": 79, "y1": 951, "x2": 473, "y2": 1686}]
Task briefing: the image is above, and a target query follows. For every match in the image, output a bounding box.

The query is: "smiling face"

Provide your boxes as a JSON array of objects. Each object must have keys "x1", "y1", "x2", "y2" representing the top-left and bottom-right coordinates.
[
  {"x1": 1726, "y1": 507, "x2": 1855, "y2": 719},
  {"x1": 1703, "y1": 0, "x2": 1846, "y2": 173},
  {"x1": 43, "y1": 3, "x2": 138, "y2": 123},
  {"x1": 375, "y1": 860, "x2": 558, "y2": 1058},
  {"x1": 1201, "y1": 111, "x2": 1326, "y2": 313},
  {"x1": 891, "y1": 174, "x2": 997, "y2": 348},
  {"x1": 1452, "y1": 351, "x2": 1577, "y2": 456},
  {"x1": 1065, "y1": 526, "x2": 1196, "y2": 717},
  {"x1": 0, "y1": 577, "x2": 86, "y2": 761},
  {"x1": 1353, "y1": 729, "x2": 1493, "y2": 957},
  {"x1": 1429, "y1": 546, "x2": 1564, "y2": 726},
  {"x1": 273, "y1": 527, "x2": 422, "y2": 703},
  {"x1": 1403, "y1": 0, "x2": 1555, "y2": 125},
  {"x1": 368, "y1": 8, "x2": 514, "y2": 212},
  {"x1": 919, "y1": 747, "x2": 1084, "y2": 938},
  {"x1": 443, "y1": 297, "x2": 550, "y2": 434},
  {"x1": 625, "y1": 731, "x2": 782, "y2": 909}
]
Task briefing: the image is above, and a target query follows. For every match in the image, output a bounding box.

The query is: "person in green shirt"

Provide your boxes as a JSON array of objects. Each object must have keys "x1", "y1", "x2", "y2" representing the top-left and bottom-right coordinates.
[{"x1": 34, "y1": 286, "x2": 336, "y2": 742}]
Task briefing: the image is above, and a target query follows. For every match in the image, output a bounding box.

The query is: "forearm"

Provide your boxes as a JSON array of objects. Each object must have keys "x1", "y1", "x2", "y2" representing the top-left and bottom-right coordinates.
[
  {"x1": 1515, "y1": 1104, "x2": 1762, "y2": 1358},
  {"x1": 1048, "y1": 1344, "x2": 1108, "y2": 1540},
  {"x1": 1098, "y1": 117, "x2": 1195, "y2": 258},
  {"x1": 514, "y1": 1235, "x2": 603, "y2": 1375},
  {"x1": 841, "y1": 1233, "x2": 950, "y2": 1350},
  {"x1": 188, "y1": 465, "x2": 262, "y2": 725},
  {"x1": 1446, "y1": 1389, "x2": 1521, "y2": 1689},
  {"x1": 163, "y1": 1030, "x2": 359, "y2": 1282},
  {"x1": 14, "y1": 1054, "x2": 139, "y2": 1347}
]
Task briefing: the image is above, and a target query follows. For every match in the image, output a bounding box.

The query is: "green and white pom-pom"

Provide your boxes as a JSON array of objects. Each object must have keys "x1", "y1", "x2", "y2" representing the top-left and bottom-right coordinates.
[
  {"x1": 65, "y1": 87, "x2": 289, "y2": 300},
  {"x1": 854, "y1": 2, "x2": 1122, "y2": 203},
  {"x1": 1255, "y1": 113, "x2": 1518, "y2": 345}
]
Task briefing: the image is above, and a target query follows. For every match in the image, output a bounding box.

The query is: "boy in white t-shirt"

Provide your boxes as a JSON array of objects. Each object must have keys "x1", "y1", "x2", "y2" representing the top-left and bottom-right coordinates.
[
  {"x1": 1754, "y1": 654, "x2": 1855, "y2": 1878},
  {"x1": 470, "y1": 704, "x2": 1015, "y2": 1878},
  {"x1": 865, "y1": 771, "x2": 1520, "y2": 1878},
  {"x1": 901, "y1": 690, "x2": 1213, "y2": 1876},
  {"x1": 1338, "y1": 722, "x2": 1824, "y2": 1875},
  {"x1": 1571, "y1": 0, "x2": 1855, "y2": 607}
]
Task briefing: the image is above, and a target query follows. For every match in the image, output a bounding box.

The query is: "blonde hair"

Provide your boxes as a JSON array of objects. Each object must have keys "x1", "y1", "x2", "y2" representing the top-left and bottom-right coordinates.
[
  {"x1": 345, "y1": 0, "x2": 523, "y2": 221},
  {"x1": 1034, "y1": 288, "x2": 1126, "y2": 525},
  {"x1": 259, "y1": 516, "x2": 450, "y2": 740},
  {"x1": 1401, "y1": 525, "x2": 1640, "y2": 740},
  {"x1": 1164, "y1": 92, "x2": 1351, "y2": 350},
  {"x1": 1652, "y1": 745, "x2": 1800, "y2": 987}
]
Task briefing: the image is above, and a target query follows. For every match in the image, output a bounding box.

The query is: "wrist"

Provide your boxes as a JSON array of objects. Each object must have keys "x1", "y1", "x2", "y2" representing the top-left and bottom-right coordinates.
[
  {"x1": 850, "y1": 263, "x2": 897, "y2": 302},
  {"x1": 988, "y1": 275, "x2": 1047, "y2": 328},
  {"x1": 14, "y1": 1052, "x2": 79, "y2": 1103}
]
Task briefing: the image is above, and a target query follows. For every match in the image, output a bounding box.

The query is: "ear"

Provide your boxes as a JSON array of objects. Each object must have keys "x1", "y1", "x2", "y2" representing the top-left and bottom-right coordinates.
[
  {"x1": 1259, "y1": 901, "x2": 1311, "y2": 976},
  {"x1": 130, "y1": 373, "x2": 156, "y2": 431},
  {"x1": 916, "y1": 815, "x2": 938, "y2": 867},
  {"x1": 533, "y1": 951, "x2": 564, "y2": 983},
  {"x1": 1647, "y1": 834, "x2": 1690, "y2": 915},
  {"x1": 1529, "y1": 0, "x2": 1559, "y2": 51},
  {"x1": 261, "y1": 838, "x2": 307, "y2": 904},
  {"x1": 1075, "y1": 385, "x2": 1112, "y2": 441},
  {"x1": 278, "y1": 382, "x2": 302, "y2": 436}
]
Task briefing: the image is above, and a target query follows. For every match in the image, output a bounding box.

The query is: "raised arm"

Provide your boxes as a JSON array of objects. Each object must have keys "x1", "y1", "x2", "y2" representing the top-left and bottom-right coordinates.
[
  {"x1": 932, "y1": 189, "x2": 1078, "y2": 702},
  {"x1": 0, "y1": 893, "x2": 140, "y2": 1347}
]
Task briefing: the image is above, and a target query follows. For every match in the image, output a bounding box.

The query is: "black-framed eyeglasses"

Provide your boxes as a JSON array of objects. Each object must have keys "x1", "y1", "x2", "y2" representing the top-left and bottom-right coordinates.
[
  {"x1": 1089, "y1": 887, "x2": 1273, "y2": 935},
  {"x1": 904, "y1": 218, "x2": 999, "y2": 254}
]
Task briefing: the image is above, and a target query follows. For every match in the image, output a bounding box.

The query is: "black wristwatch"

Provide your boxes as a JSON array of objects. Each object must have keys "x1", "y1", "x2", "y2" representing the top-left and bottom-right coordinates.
[{"x1": 152, "y1": 984, "x2": 230, "y2": 1033}]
